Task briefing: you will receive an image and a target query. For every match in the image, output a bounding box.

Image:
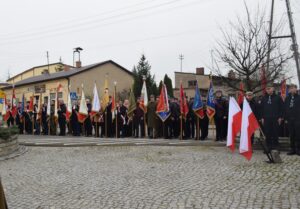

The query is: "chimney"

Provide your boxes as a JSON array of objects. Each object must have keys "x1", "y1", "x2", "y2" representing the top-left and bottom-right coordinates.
[
  {"x1": 75, "y1": 61, "x2": 82, "y2": 68},
  {"x1": 196, "y1": 67, "x2": 204, "y2": 75}
]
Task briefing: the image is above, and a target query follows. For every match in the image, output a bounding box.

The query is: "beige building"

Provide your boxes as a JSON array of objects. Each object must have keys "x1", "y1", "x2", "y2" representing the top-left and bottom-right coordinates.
[
  {"x1": 2, "y1": 60, "x2": 134, "y2": 104},
  {"x1": 174, "y1": 68, "x2": 238, "y2": 101},
  {"x1": 6, "y1": 62, "x2": 72, "y2": 84}
]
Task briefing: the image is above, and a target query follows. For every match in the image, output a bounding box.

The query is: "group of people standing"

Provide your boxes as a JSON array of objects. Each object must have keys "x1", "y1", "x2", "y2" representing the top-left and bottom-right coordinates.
[{"x1": 3, "y1": 84, "x2": 300, "y2": 156}]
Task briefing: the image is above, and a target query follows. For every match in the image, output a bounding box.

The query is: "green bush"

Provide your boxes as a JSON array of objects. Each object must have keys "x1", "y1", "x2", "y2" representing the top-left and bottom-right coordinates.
[{"x1": 0, "y1": 126, "x2": 19, "y2": 141}]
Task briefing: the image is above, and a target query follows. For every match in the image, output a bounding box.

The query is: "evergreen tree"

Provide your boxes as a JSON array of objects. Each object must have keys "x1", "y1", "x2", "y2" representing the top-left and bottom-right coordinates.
[
  {"x1": 163, "y1": 74, "x2": 174, "y2": 98},
  {"x1": 132, "y1": 54, "x2": 158, "y2": 99}
]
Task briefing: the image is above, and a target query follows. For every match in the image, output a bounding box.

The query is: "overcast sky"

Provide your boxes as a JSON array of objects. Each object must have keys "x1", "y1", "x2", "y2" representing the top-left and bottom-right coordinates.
[{"x1": 0, "y1": 0, "x2": 300, "y2": 84}]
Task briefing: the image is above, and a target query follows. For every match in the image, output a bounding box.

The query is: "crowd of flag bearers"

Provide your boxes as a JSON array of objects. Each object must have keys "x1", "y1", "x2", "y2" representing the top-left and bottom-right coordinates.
[{"x1": 1, "y1": 78, "x2": 300, "y2": 161}]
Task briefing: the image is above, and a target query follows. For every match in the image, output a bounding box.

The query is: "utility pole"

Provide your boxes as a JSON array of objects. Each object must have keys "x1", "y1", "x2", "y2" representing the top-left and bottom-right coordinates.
[
  {"x1": 267, "y1": 0, "x2": 300, "y2": 85},
  {"x1": 46, "y1": 51, "x2": 50, "y2": 71},
  {"x1": 285, "y1": 0, "x2": 300, "y2": 86},
  {"x1": 179, "y1": 54, "x2": 184, "y2": 72},
  {"x1": 266, "y1": 0, "x2": 275, "y2": 75}
]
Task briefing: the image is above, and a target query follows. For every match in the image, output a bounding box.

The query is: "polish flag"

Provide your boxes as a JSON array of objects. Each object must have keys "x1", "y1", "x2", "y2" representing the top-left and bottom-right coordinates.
[
  {"x1": 1, "y1": 97, "x2": 10, "y2": 122},
  {"x1": 66, "y1": 91, "x2": 72, "y2": 121},
  {"x1": 11, "y1": 87, "x2": 17, "y2": 118},
  {"x1": 239, "y1": 98, "x2": 260, "y2": 160},
  {"x1": 90, "y1": 83, "x2": 101, "y2": 118},
  {"x1": 77, "y1": 85, "x2": 88, "y2": 123},
  {"x1": 226, "y1": 97, "x2": 242, "y2": 152}
]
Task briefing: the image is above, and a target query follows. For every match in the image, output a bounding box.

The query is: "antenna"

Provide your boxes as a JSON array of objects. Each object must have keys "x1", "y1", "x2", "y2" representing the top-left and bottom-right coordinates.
[{"x1": 179, "y1": 54, "x2": 184, "y2": 72}]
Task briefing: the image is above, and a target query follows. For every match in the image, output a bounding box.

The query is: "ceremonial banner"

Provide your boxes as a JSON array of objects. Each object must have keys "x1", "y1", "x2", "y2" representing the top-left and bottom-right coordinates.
[
  {"x1": 192, "y1": 81, "x2": 204, "y2": 119},
  {"x1": 90, "y1": 83, "x2": 101, "y2": 118},
  {"x1": 179, "y1": 82, "x2": 189, "y2": 119},
  {"x1": 206, "y1": 81, "x2": 215, "y2": 119},
  {"x1": 237, "y1": 82, "x2": 244, "y2": 105},
  {"x1": 128, "y1": 89, "x2": 136, "y2": 119},
  {"x1": 140, "y1": 79, "x2": 148, "y2": 113},
  {"x1": 77, "y1": 85, "x2": 88, "y2": 123},
  {"x1": 156, "y1": 83, "x2": 170, "y2": 122}
]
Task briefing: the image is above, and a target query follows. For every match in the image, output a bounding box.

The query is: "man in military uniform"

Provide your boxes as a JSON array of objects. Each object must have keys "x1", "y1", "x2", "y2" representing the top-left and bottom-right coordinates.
[
  {"x1": 284, "y1": 84, "x2": 300, "y2": 155},
  {"x1": 188, "y1": 97, "x2": 196, "y2": 139},
  {"x1": 260, "y1": 85, "x2": 283, "y2": 151},
  {"x1": 147, "y1": 95, "x2": 156, "y2": 138},
  {"x1": 41, "y1": 102, "x2": 48, "y2": 135},
  {"x1": 84, "y1": 100, "x2": 93, "y2": 137},
  {"x1": 214, "y1": 90, "x2": 228, "y2": 141},
  {"x1": 133, "y1": 98, "x2": 144, "y2": 138},
  {"x1": 57, "y1": 99, "x2": 66, "y2": 136}
]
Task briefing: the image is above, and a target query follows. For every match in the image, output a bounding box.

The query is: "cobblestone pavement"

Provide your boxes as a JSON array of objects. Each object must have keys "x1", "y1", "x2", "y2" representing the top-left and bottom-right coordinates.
[{"x1": 1, "y1": 146, "x2": 300, "y2": 209}]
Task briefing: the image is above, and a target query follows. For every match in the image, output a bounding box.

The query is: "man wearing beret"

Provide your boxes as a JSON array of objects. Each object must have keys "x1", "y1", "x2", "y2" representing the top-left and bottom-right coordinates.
[
  {"x1": 284, "y1": 84, "x2": 300, "y2": 155},
  {"x1": 260, "y1": 85, "x2": 284, "y2": 151}
]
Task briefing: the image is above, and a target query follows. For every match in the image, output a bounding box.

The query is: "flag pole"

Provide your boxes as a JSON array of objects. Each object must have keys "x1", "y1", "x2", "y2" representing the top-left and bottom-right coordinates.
[
  {"x1": 258, "y1": 127, "x2": 274, "y2": 163},
  {"x1": 39, "y1": 93, "x2": 42, "y2": 135}
]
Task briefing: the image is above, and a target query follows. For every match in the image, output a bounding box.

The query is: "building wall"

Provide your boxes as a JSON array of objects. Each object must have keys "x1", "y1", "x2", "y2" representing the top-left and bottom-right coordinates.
[
  {"x1": 4, "y1": 78, "x2": 68, "y2": 104},
  {"x1": 69, "y1": 62, "x2": 134, "y2": 100},
  {"x1": 7, "y1": 63, "x2": 67, "y2": 84},
  {"x1": 174, "y1": 72, "x2": 238, "y2": 100}
]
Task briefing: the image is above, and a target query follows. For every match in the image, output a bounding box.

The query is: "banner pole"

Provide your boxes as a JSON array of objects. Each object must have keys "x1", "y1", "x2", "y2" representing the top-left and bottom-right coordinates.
[
  {"x1": 258, "y1": 127, "x2": 274, "y2": 163},
  {"x1": 105, "y1": 110, "x2": 107, "y2": 138}
]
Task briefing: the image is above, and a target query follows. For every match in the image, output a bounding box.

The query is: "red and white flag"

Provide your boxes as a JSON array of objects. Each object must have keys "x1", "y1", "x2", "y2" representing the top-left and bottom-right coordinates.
[
  {"x1": 77, "y1": 84, "x2": 88, "y2": 123},
  {"x1": 11, "y1": 87, "x2": 17, "y2": 118},
  {"x1": 226, "y1": 97, "x2": 242, "y2": 152},
  {"x1": 66, "y1": 90, "x2": 72, "y2": 121},
  {"x1": 90, "y1": 83, "x2": 100, "y2": 118},
  {"x1": 239, "y1": 98, "x2": 260, "y2": 160},
  {"x1": 139, "y1": 78, "x2": 148, "y2": 113},
  {"x1": 1, "y1": 97, "x2": 10, "y2": 122}
]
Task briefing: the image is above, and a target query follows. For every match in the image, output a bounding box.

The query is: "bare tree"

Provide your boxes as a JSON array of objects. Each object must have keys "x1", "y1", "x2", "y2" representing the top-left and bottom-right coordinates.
[{"x1": 213, "y1": 4, "x2": 292, "y2": 93}]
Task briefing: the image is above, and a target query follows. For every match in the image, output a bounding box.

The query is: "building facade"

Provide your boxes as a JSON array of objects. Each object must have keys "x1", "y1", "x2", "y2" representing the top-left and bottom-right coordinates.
[
  {"x1": 174, "y1": 68, "x2": 238, "y2": 101},
  {"x1": 6, "y1": 63, "x2": 71, "y2": 84},
  {"x1": 2, "y1": 60, "x2": 134, "y2": 105}
]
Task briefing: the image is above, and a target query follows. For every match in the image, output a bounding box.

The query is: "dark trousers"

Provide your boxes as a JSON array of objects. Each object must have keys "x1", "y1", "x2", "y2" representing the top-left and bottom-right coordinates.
[
  {"x1": 84, "y1": 118, "x2": 93, "y2": 136},
  {"x1": 264, "y1": 118, "x2": 279, "y2": 150},
  {"x1": 190, "y1": 119, "x2": 195, "y2": 138},
  {"x1": 200, "y1": 117, "x2": 209, "y2": 140},
  {"x1": 214, "y1": 116, "x2": 227, "y2": 140},
  {"x1": 287, "y1": 119, "x2": 300, "y2": 152},
  {"x1": 58, "y1": 118, "x2": 66, "y2": 136},
  {"x1": 184, "y1": 119, "x2": 190, "y2": 138}
]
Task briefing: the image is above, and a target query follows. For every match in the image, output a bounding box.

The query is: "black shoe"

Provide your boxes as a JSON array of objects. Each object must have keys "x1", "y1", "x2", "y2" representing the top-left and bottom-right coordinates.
[{"x1": 287, "y1": 151, "x2": 296, "y2": 156}]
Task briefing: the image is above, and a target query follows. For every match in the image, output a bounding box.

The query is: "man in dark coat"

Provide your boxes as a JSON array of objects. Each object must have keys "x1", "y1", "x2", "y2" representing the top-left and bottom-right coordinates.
[
  {"x1": 214, "y1": 90, "x2": 228, "y2": 141},
  {"x1": 84, "y1": 100, "x2": 93, "y2": 137},
  {"x1": 70, "y1": 102, "x2": 80, "y2": 136},
  {"x1": 147, "y1": 95, "x2": 156, "y2": 138},
  {"x1": 119, "y1": 101, "x2": 128, "y2": 138},
  {"x1": 284, "y1": 84, "x2": 300, "y2": 155},
  {"x1": 133, "y1": 99, "x2": 144, "y2": 138},
  {"x1": 57, "y1": 99, "x2": 67, "y2": 136},
  {"x1": 199, "y1": 105, "x2": 209, "y2": 140},
  {"x1": 41, "y1": 103, "x2": 48, "y2": 135},
  {"x1": 260, "y1": 85, "x2": 284, "y2": 151}
]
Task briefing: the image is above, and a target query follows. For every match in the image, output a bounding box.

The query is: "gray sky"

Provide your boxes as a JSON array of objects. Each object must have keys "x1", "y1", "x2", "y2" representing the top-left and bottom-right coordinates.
[{"x1": 0, "y1": 0, "x2": 300, "y2": 84}]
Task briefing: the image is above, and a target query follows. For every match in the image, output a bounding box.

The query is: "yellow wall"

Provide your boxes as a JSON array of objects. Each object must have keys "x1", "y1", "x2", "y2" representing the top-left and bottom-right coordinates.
[
  {"x1": 69, "y1": 62, "x2": 134, "y2": 100},
  {"x1": 7, "y1": 63, "x2": 66, "y2": 84},
  {"x1": 4, "y1": 62, "x2": 133, "y2": 104},
  {"x1": 4, "y1": 79, "x2": 68, "y2": 104}
]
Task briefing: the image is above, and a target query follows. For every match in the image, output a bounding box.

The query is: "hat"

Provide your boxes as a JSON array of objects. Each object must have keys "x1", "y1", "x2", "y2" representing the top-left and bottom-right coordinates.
[
  {"x1": 266, "y1": 83, "x2": 274, "y2": 88},
  {"x1": 246, "y1": 91, "x2": 253, "y2": 96}
]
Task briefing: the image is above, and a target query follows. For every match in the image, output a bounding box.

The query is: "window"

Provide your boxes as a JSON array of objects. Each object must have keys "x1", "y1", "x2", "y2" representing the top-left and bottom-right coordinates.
[
  {"x1": 188, "y1": 80, "x2": 197, "y2": 88},
  {"x1": 58, "y1": 92, "x2": 63, "y2": 99},
  {"x1": 41, "y1": 69, "x2": 49, "y2": 74}
]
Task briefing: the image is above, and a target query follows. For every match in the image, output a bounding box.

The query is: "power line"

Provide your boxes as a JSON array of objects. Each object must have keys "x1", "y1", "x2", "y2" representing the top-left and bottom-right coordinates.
[
  {"x1": 0, "y1": 0, "x2": 185, "y2": 41},
  {"x1": 0, "y1": 0, "x2": 204, "y2": 46}
]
